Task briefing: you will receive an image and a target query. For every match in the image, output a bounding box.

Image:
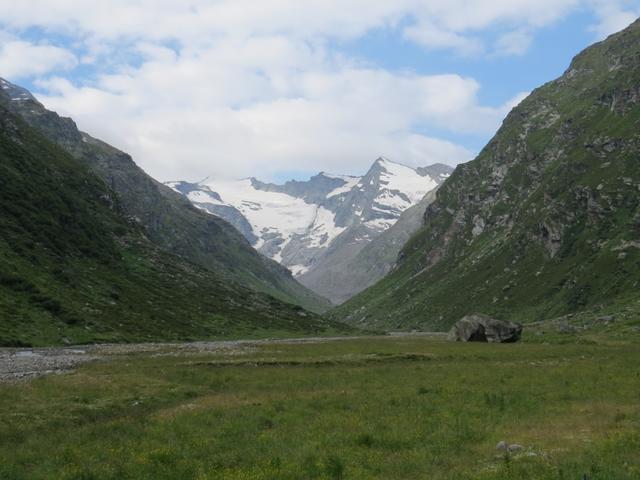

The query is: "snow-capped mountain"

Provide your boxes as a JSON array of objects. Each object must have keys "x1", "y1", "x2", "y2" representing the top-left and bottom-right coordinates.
[{"x1": 167, "y1": 157, "x2": 452, "y2": 302}]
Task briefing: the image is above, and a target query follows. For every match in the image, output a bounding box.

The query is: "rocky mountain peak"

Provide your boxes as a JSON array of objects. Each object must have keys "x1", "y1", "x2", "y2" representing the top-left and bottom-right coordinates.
[
  {"x1": 168, "y1": 158, "x2": 452, "y2": 302},
  {"x1": 374, "y1": 156, "x2": 393, "y2": 165},
  {"x1": 367, "y1": 156, "x2": 402, "y2": 175},
  {"x1": 0, "y1": 77, "x2": 40, "y2": 104}
]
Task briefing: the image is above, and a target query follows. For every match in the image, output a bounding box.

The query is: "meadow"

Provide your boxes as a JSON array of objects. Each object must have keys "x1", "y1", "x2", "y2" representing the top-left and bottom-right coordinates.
[{"x1": 0, "y1": 330, "x2": 639, "y2": 479}]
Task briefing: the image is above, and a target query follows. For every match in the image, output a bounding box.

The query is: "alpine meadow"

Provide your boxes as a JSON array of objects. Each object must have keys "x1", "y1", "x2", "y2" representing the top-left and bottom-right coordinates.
[{"x1": 1, "y1": 3, "x2": 639, "y2": 480}]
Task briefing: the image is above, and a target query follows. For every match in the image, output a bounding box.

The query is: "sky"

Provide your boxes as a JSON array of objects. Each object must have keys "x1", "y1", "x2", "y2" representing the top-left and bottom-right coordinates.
[{"x1": 0, "y1": 1, "x2": 638, "y2": 183}]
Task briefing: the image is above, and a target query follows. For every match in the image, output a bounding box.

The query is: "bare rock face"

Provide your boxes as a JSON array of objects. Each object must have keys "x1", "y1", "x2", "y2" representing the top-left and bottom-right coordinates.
[{"x1": 447, "y1": 314, "x2": 523, "y2": 343}]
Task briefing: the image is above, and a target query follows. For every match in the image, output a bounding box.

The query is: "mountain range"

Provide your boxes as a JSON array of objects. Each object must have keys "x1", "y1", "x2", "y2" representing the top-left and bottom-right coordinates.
[
  {"x1": 2, "y1": 17, "x2": 640, "y2": 345},
  {"x1": 332, "y1": 18, "x2": 640, "y2": 330},
  {"x1": 168, "y1": 159, "x2": 451, "y2": 303},
  {"x1": 0, "y1": 78, "x2": 348, "y2": 346}
]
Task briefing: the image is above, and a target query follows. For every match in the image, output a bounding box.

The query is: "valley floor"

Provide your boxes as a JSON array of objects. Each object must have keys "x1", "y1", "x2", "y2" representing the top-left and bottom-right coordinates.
[
  {"x1": 1, "y1": 332, "x2": 639, "y2": 479},
  {"x1": 0, "y1": 336, "x2": 369, "y2": 382}
]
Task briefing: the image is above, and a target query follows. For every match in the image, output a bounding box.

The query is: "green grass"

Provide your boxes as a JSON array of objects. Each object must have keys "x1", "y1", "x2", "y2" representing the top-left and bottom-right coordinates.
[{"x1": 1, "y1": 334, "x2": 639, "y2": 479}]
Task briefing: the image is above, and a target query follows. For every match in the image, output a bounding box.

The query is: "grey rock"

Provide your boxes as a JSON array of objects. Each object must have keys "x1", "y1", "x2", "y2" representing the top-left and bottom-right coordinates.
[
  {"x1": 508, "y1": 444, "x2": 524, "y2": 453},
  {"x1": 558, "y1": 321, "x2": 577, "y2": 334},
  {"x1": 495, "y1": 441, "x2": 508, "y2": 451},
  {"x1": 251, "y1": 174, "x2": 347, "y2": 205},
  {"x1": 416, "y1": 163, "x2": 454, "y2": 182},
  {"x1": 447, "y1": 314, "x2": 523, "y2": 343}
]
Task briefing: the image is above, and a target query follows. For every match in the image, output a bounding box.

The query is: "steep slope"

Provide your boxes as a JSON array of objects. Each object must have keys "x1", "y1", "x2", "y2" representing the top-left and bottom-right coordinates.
[
  {"x1": 302, "y1": 188, "x2": 438, "y2": 304},
  {"x1": 0, "y1": 103, "x2": 348, "y2": 346},
  {"x1": 0, "y1": 79, "x2": 329, "y2": 313},
  {"x1": 332, "y1": 20, "x2": 640, "y2": 330},
  {"x1": 169, "y1": 158, "x2": 451, "y2": 302}
]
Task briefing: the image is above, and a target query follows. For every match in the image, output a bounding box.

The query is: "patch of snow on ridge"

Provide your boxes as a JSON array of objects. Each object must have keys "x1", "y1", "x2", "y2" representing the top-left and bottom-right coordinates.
[
  {"x1": 202, "y1": 179, "x2": 315, "y2": 239},
  {"x1": 327, "y1": 176, "x2": 359, "y2": 198},
  {"x1": 375, "y1": 190, "x2": 409, "y2": 210},
  {"x1": 198, "y1": 178, "x2": 346, "y2": 266},
  {"x1": 377, "y1": 159, "x2": 438, "y2": 207},
  {"x1": 320, "y1": 172, "x2": 355, "y2": 181},
  {"x1": 188, "y1": 190, "x2": 224, "y2": 206},
  {"x1": 366, "y1": 217, "x2": 395, "y2": 231},
  {"x1": 0, "y1": 78, "x2": 35, "y2": 102},
  {"x1": 307, "y1": 207, "x2": 347, "y2": 248},
  {"x1": 289, "y1": 264, "x2": 311, "y2": 276}
]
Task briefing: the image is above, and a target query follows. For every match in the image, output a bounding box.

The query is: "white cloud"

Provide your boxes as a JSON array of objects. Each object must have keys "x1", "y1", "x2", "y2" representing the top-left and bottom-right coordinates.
[
  {"x1": 0, "y1": 1, "x2": 582, "y2": 55},
  {"x1": 0, "y1": 40, "x2": 77, "y2": 79},
  {"x1": 0, "y1": 0, "x2": 630, "y2": 183},
  {"x1": 404, "y1": 21, "x2": 483, "y2": 55},
  {"x1": 589, "y1": 0, "x2": 639, "y2": 39},
  {"x1": 37, "y1": 45, "x2": 523, "y2": 181},
  {"x1": 0, "y1": 1, "x2": 405, "y2": 43},
  {"x1": 401, "y1": 0, "x2": 580, "y2": 54},
  {"x1": 387, "y1": 134, "x2": 473, "y2": 167},
  {"x1": 495, "y1": 29, "x2": 534, "y2": 56}
]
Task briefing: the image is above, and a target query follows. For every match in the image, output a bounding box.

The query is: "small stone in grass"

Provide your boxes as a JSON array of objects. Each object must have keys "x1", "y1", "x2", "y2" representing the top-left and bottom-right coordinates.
[
  {"x1": 495, "y1": 441, "x2": 507, "y2": 451},
  {"x1": 508, "y1": 444, "x2": 523, "y2": 453}
]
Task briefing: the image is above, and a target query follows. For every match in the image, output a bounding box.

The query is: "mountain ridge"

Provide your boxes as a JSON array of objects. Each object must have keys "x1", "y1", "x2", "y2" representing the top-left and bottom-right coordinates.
[
  {"x1": 168, "y1": 157, "x2": 452, "y2": 303},
  {"x1": 0, "y1": 78, "x2": 330, "y2": 313}
]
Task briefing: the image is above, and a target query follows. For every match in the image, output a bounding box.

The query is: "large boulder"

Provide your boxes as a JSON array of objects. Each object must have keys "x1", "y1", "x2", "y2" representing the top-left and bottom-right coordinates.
[{"x1": 447, "y1": 314, "x2": 522, "y2": 343}]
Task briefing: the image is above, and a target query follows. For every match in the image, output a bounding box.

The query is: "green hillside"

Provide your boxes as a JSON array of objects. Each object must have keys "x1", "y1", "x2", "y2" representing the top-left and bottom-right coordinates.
[
  {"x1": 0, "y1": 104, "x2": 346, "y2": 346},
  {"x1": 332, "y1": 19, "x2": 640, "y2": 330},
  {"x1": 0, "y1": 81, "x2": 330, "y2": 314}
]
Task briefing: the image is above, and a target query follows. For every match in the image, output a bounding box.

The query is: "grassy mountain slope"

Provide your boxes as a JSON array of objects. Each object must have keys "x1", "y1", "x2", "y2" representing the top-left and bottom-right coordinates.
[
  {"x1": 332, "y1": 20, "x2": 640, "y2": 330},
  {"x1": 0, "y1": 81, "x2": 330, "y2": 313},
  {"x1": 0, "y1": 104, "x2": 347, "y2": 346}
]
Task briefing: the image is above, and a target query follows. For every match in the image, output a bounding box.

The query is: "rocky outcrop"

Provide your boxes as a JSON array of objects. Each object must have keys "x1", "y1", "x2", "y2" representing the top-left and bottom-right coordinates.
[{"x1": 447, "y1": 315, "x2": 523, "y2": 343}]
